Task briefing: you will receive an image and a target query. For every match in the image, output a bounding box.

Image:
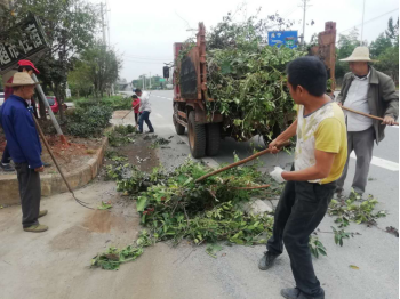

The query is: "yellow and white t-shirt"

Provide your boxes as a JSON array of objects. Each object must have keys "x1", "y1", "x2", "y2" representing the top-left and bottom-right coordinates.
[{"x1": 295, "y1": 103, "x2": 347, "y2": 184}]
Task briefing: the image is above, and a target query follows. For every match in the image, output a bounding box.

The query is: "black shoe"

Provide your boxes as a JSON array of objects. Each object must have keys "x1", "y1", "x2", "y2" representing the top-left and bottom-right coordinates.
[
  {"x1": 145, "y1": 130, "x2": 154, "y2": 133},
  {"x1": 281, "y1": 288, "x2": 325, "y2": 299},
  {"x1": 1, "y1": 163, "x2": 14, "y2": 172},
  {"x1": 137, "y1": 131, "x2": 143, "y2": 135},
  {"x1": 258, "y1": 251, "x2": 279, "y2": 270},
  {"x1": 42, "y1": 162, "x2": 51, "y2": 168}
]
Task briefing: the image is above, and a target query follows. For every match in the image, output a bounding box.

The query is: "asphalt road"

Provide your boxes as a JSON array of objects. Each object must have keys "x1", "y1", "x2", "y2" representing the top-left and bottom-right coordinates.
[
  {"x1": 146, "y1": 89, "x2": 399, "y2": 299},
  {"x1": 2, "y1": 90, "x2": 396, "y2": 299}
]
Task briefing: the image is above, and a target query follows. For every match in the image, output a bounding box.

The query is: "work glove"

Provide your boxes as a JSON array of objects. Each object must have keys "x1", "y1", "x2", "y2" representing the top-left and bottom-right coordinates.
[{"x1": 270, "y1": 167, "x2": 285, "y2": 184}]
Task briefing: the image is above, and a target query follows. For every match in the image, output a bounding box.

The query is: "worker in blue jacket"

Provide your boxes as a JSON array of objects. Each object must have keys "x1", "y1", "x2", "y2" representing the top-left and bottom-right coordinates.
[{"x1": 1, "y1": 72, "x2": 48, "y2": 233}]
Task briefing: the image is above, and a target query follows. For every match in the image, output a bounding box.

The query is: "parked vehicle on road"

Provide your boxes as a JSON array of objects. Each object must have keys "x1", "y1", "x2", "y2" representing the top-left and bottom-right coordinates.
[
  {"x1": 38, "y1": 96, "x2": 66, "y2": 114},
  {"x1": 46, "y1": 96, "x2": 59, "y2": 113}
]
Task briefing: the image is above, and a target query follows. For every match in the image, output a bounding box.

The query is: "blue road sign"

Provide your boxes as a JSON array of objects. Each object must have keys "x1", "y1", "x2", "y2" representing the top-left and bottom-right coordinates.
[{"x1": 268, "y1": 31, "x2": 298, "y2": 49}]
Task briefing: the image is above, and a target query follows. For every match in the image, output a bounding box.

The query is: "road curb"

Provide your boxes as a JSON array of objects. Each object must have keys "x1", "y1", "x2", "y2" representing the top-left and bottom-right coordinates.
[{"x1": 0, "y1": 136, "x2": 108, "y2": 205}]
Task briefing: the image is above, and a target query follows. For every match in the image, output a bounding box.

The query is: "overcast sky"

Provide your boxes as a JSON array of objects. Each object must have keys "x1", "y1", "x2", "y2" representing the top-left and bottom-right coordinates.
[{"x1": 93, "y1": 0, "x2": 399, "y2": 82}]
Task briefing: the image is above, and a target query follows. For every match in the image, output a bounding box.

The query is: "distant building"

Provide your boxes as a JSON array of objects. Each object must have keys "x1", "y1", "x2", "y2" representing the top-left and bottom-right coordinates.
[{"x1": 118, "y1": 79, "x2": 134, "y2": 92}]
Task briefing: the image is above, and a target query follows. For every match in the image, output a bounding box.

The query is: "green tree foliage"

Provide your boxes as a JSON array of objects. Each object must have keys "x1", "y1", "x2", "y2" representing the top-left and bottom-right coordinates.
[
  {"x1": 385, "y1": 17, "x2": 399, "y2": 45},
  {"x1": 69, "y1": 42, "x2": 121, "y2": 98},
  {"x1": 1, "y1": 0, "x2": 99, "y2": 121},
  {"x1": 369, "y1": 33, "x2": 393, "y2": 58},
  {"x1": 67, "y1": 59, "x2": 92, "y2": 97},
  {"x1": 375, "y1": 17, "x2": 399, "y2": 83},
  {"x1": 335, "y1": 29, "x2": 361, "y2": 81},
  {"x1": 376, "y1": 44, "x2": 399, "y2": 82}
]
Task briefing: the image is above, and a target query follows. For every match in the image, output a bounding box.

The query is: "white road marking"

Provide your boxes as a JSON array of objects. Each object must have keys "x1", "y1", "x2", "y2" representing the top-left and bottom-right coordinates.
[
  {"x1": 350, "y1": 152, "x2": 399, "y2": 171},
  {"x1": 153, "y1": 95, "x2": 173, "y2": 100},
  {"x1": 154, "y1": 113, "x2": 163, "y2": 119}
]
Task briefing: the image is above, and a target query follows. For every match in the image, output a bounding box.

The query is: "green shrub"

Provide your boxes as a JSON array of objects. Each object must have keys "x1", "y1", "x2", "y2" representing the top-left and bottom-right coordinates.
[
  {"x1": 65, "y1": 106, "x2": 113, "y2": 137},
  {"x1": 73, "y1": 96, "x2": 131, "y2": 111}
]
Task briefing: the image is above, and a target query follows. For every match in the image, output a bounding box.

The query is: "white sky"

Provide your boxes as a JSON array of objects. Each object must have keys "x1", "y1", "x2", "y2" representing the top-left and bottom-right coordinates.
[{"x1": 93, "y1": 0, "x2": 399, "y2": 82}]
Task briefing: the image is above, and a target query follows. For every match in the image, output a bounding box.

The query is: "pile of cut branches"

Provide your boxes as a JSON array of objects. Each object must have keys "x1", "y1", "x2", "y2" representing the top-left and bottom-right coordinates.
[{"x1": 93, "y1": 156, "x2": 282, "y2": 269}]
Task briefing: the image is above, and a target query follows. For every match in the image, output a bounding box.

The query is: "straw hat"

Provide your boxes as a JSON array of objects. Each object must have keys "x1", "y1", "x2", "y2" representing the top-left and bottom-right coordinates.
[
  {"x1": 340, "y1": 47, "x2": 378, "y2": 63},
  {"x1": 5, "y1": 72, "x2": 39, "y2": 87}
]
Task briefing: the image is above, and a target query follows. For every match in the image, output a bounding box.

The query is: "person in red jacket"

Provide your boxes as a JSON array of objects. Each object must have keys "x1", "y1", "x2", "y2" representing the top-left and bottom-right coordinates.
[{"x1": 132, "y1": 95, "x2": 141, "y2": 127}]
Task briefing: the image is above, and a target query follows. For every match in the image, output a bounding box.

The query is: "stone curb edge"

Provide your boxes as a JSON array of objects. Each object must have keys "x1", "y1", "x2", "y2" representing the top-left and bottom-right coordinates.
[{"x1": 0, "y1": 136, "x2": 108, "y2": 205}]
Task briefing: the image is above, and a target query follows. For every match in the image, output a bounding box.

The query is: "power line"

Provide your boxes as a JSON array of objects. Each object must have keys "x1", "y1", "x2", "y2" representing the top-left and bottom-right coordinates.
[
  {"x1": 283, "y1": 7, "x2": 298, "y2": 18},
  {"x1": 339, "y1": 7, "x2": 399, "y2": 34}
]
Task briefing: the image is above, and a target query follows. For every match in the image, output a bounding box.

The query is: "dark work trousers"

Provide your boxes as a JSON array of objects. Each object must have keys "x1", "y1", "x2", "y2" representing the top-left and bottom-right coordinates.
[
  {"x1": 336, "y1": 127, "x2": 374, "y2": 194},
  {"x1": 267, "y1": 179, "x2": 336, "y2": 297},
  {"x1": 15, "y1": 163, "x2": 41, "y2": 228},
  {"x1": 138, "y1": 111, "x2": 154, "y2": 132},
  {"x1": 1, "y1": 143, "x2": 11, "y2": 164},
  {"x1": 135, "y1": 113, "x2": 139, "y2": 125}
]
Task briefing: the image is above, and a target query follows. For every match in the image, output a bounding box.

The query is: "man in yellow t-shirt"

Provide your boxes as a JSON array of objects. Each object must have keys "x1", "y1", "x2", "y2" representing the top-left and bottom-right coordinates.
[{"x1": 258, "y1": 57, "x2": 347, "y2": 299}]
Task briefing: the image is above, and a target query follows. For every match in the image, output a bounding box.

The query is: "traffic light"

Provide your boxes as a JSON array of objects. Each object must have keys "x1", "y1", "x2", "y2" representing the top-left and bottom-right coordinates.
[{"x1": 163, "y1": 66, "x2": 169, "y2": 79}]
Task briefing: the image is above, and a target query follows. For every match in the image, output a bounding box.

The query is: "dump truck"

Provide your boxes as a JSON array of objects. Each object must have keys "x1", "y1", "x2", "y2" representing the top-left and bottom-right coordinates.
[{"x1": 172, "y1": 22, "x2": 336, "y2": 158}]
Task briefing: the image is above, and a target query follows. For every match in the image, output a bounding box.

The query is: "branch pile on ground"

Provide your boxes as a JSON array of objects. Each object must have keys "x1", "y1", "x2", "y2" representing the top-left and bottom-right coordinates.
[{"x1": 93, "y1": 156, "x2": 283, "y2": 269}]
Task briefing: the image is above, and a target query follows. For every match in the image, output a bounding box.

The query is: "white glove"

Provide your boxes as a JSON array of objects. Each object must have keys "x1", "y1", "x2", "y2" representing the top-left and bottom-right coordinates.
[{"x1": 270, "y1": 167, "x2": 285, "y2": 183}]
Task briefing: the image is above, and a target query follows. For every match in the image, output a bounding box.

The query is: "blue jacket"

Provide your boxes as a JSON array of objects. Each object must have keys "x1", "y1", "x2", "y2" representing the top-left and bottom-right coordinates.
[{"x1": 1, "y1": 95, "x2": 42, "y2": 169}]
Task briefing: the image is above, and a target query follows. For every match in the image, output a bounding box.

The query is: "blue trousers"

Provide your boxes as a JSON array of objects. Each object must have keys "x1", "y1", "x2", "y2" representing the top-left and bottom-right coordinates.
[{"x1": 138, "y1": 111, "x2": 154, "y2": 132}]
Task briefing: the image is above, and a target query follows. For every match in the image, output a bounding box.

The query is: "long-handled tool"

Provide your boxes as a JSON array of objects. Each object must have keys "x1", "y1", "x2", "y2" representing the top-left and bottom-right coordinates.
[
  {"x1": 196, "y1": 141, "x2": 291, "y2": 182},
  {"x1": 342, "y1": 106, "x2": 399, "y2": 126},
  {"x1": 33, "y1": 117, "x2": 93, "y2": 209}
]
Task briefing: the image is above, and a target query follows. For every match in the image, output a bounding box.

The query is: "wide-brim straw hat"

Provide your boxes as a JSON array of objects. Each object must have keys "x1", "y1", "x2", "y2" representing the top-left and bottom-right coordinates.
[
  {"x1": 5, "y1": 72, "x2": 40, "y2": 87},
  {"x1": 340, "y1": 46, "x2": 378, "y2": 63}
]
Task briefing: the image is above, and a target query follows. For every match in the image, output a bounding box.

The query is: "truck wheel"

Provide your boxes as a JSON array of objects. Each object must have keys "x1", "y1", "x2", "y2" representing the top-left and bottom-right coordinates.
[
  {"x1": 188, "y1": 112, "x2": 206, "y2": 158},
  {"x1": 206, "y1": 123, "x2": 220, "y2": 156},
  {"x1": 174, "y1": 114, "x2": 185, "y2": 135}
]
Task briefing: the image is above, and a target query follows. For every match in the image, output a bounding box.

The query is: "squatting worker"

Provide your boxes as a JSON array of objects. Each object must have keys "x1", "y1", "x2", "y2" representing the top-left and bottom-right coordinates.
[
  {"x1": 336, "y1": 47, "x2": 398, "y2": 199},
  {"x1": 1, "y1": 72, "x2": 48, "y2": 233},
  {"x1": 259, "y1": 56, "x2": 347, "y2": 299},
  {"x1": 1, "y1": 59, "x2": 41, "y2": 172}
]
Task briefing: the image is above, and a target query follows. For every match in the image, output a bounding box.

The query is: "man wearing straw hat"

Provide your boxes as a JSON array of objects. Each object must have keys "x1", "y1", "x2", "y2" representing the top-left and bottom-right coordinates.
[
  {"x1": 1, "y1": 72, "x2": 48, "y2": 233},
  {"x1": 336, "y1": 46, "x2": 398, "y2": 199}
]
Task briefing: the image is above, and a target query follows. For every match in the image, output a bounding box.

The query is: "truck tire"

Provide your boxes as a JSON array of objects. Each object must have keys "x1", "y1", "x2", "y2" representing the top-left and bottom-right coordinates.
[
  {"x1": 188, "y1": 112, "x2": 206, "y2": 158},
  {"x1": 206, "y1": 123, "x2": 220, "y2": 156},
  {"x1": 173, "y1": 104, "x2": 185, "y2": 135},
  {"x1": 174, "y1": 114, "x2": 185, "y2": 135}
]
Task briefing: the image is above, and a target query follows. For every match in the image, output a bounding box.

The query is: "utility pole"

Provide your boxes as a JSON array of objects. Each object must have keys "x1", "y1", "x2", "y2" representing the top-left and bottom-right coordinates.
[
  {"x1": 299, "y1": 0, "x2": 312, "y2": 47},
  {"x1": 302, "y1": 0, "x2": 306, "y2": 46},
  {"x1": 100, "y1": 2, "x2": 106, "y2": 46},
  {"x1": 360, "y1": 0, "x2": 366, "y2": 45}
]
